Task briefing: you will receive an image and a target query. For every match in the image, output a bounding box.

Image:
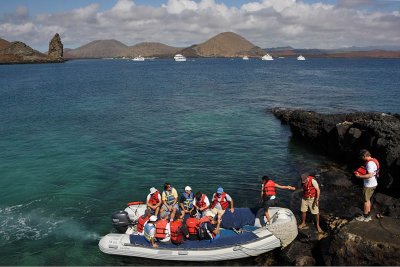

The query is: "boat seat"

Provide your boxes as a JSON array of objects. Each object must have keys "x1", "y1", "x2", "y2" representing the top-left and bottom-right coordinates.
[{"x1": 129, "y1": 231, "x2": 259, "y2": 249}]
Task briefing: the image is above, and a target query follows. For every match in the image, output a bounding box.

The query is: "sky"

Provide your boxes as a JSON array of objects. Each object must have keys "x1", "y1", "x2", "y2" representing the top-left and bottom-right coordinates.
[{"x1": 1, "y1": 0, "x2": 400, "y2": 52}]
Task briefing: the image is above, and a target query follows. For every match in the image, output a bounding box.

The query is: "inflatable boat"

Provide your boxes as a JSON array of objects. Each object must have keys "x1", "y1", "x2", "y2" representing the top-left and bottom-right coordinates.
[{"x1": 98, "y1": 203, "x2": 298, "y2": 261}]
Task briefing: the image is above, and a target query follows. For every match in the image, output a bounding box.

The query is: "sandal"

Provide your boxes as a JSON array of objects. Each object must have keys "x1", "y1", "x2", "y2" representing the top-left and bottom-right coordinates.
[{"x1": 298, "y1": 224, "x2": 309, "y2": 230}]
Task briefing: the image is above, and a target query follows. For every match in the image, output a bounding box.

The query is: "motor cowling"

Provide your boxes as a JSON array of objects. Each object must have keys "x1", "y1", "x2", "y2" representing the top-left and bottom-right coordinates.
[{"x1": 112, "y1": 210, "x2": 131, "y2": 233}]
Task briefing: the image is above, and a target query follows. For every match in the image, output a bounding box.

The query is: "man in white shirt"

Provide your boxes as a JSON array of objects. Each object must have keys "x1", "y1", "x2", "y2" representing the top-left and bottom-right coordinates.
[
  {"x1": 355, "y1": 149, "x2": 379, "y2": 222},
  {"x1": 210, "y1": 187, "x2": 234, "y2": 221}
]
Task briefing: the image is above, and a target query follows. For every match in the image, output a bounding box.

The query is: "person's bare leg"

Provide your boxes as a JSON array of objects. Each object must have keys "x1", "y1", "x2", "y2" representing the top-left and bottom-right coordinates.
[
  {"x1": 315, "y1": 213, "x2": 323, "y2": 232},
  {"x1": 264, "y1": 208, "x2": 271, "y2": 224},
  {"x1": 298, "y1": 212, "x2": 307, "y2": 228}
]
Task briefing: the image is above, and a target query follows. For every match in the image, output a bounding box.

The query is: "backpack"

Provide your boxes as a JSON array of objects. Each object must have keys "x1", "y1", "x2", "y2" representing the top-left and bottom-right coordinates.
[{"x1": 197, "y1": 223, "x2": 212, "y2": 240}]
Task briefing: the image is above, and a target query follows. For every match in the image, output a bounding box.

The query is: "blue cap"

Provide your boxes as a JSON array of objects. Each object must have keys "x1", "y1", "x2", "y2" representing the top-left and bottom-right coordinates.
[{"x1": 217, "y1": 187, "x2": 223, "y2": 194}]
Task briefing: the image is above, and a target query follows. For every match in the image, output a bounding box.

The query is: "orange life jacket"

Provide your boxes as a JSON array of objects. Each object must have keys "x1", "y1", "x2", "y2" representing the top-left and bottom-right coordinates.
[
  {"x1": 170, "y1": 220, "x2": 183, "y2": 244},
  {"x1": 186, "y1": 217, "x2": 198, "y2": 235},
  {"x1": 137, "y1": 215, "x2": 150, "y2": 233},
  {"x1": 154, "y1": 219, "x2": 168, "y2": 239},
  {"x1": 198, "y1": 216, "x2": 210, "y2": 225},
  {"x1": 303, "y1": 176, "x2": 317, "y2": 198},
  {"x1": 210, "y1": 192, "x2": 229, "y2": 210},
  {"x1": 148, "y1": 191, "x2": 160, "y2": 205},
  {"x1": 196, "y1": 194, "x2": 208, "y2": 209},
  {"x1": 263, "y1": 180, "x2": 276, "y2": 197}
]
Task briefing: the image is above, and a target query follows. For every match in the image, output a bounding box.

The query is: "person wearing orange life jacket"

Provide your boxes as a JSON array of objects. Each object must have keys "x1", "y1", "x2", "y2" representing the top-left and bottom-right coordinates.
[
  {"x1": 261, "y1": 175, "x2": 295, "y2": 225},
  {"x1": 354, "y1": 149, "x2": 379, "y2": 222},
  {"x1": 210, "y1": 186, "x2": 234, "y2": 221},
  {"x1": 170, "y1": 210, "x2": 189, "y2": 245},
  {"x1": 298, "y1": 173, "x2": 323, "y2": 233},
  {"x1": 161, "y1": 182, "x2": 179, "y2": 221},
  {"x1": 193, "y1": 191, "x2": 210, "y2": 217},
  {"x1": 143, "y1": 215, "x2": 158, "y2": 248},
  {"x1": 185, "y1": 209, "x2": 199, "y2": 240},
  {"x1": 154, "y1": 211, "x2": 171, "y2": 242},
  {"x1": 137, "y1": 209, "x2": 151, "y2": 236},
  {"x1": 198, "y1": 210, "x2": 221, "y2": 240},
  {"x1": 146, "y1": 187, "x2": 161, "y2": 216}
]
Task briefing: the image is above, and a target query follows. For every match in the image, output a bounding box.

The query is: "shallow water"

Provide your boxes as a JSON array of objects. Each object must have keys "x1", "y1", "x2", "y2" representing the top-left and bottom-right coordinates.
[{"x1": 0, "y1": 58, "x2": 399, "y2": 265}]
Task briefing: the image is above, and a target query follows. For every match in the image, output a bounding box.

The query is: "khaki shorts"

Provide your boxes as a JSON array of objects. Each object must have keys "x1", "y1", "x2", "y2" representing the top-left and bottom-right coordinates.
[
  {"x1": 211, "y1": 208, "x2": 226, "y2": 218},
  {"x1": 301, "y1": 198, "x2": 319, "y2": 215},
  {"x1": 363, "y1": 187, "x2": 376, "y2": 202}
]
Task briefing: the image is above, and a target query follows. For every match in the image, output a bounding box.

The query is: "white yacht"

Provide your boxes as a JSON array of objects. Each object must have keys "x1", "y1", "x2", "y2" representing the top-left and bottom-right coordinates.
[
  {"x1": 242, "y1": 56, "x2": 249, "y2": 60},
  {"x1": 174, "y1": 54, "x2": 187, "y2": 61},
  {"x1": 297, "y1": 55, "x2": 306, "y2": 61},
  {"x1": 132, "y1": 55, "x2": 145, "y2": 61},
  {"x1": 261, "y1": 54, "x2": 274, "y2": 61}
]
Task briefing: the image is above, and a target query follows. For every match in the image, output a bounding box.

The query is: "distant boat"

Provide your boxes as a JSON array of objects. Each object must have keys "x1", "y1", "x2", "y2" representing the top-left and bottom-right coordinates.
[
  {"x1": 261, "y1": 54, "x2": 274, "y2": 61},
  {"x1": 242, "y1": 56, "x2": 249, "y2": 60},
  {"x1": 297, "y1": 55, "x2": 306, "y2": 61},
  {"x1": 174, "y1": 54, "x2": 187, "y2": 61},
  {"x1": 132, "y1": 55, "x2": 145, "y2": 61}
]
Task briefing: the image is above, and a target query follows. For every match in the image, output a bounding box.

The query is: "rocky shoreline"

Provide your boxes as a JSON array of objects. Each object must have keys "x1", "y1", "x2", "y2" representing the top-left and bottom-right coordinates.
[{"x1": 257, "y1": 108, "x2": 400, "y2": 265}]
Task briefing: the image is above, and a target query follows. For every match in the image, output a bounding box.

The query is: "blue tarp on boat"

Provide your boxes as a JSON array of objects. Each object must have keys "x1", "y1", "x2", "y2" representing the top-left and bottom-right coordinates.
[
  {"x1": 220, "y1": 208, "x2": 257, "y2": 229},
  {"x1": 129, "y1": 230, "x2": 258, "y2": 249}
]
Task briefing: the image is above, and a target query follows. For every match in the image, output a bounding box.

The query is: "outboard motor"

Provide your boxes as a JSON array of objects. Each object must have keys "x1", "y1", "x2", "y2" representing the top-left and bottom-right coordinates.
[{"x1": 112, "y1": 210, "x2": 131, "y2": 233}]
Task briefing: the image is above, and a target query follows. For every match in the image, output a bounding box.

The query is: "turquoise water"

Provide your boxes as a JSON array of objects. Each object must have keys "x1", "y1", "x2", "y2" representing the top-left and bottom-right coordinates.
[{"x1": 0, "y1": 58, "x2": 399, "y2": 265}]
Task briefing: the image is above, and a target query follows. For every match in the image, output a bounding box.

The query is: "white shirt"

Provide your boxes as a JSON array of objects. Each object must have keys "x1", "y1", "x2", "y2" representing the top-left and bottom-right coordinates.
[
  {"x1": 311, "y1": 179, "x2": 319, "y2": 190},
  {"x1": 364, "y1": 161, "x2": 378, "y2": 188}
]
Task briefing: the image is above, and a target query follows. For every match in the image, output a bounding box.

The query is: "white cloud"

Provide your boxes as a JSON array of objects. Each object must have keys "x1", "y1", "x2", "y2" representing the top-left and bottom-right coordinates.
[{"x1": 0, "y1": 0, "x2": 399, "y2": 51}]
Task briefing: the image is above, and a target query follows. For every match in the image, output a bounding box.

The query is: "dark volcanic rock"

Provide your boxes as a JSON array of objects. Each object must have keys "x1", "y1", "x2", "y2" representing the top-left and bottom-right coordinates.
[
  {"x1": 271, "y1": 108, "x2": 400, "y2": 195},
  {"x1": 48, "y1": 33, "x2": 63, "y2": 58},
  {"x1": 324, "y1": 219, "x2": 400, "y2": 265},
  {"x1": 270, "y1": 108, "x2": 400, "y2": 265}
]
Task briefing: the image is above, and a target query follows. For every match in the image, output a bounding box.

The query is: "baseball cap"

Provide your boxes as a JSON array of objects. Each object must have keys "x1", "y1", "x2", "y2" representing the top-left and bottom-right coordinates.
[
  {"x1": 217, "y1": 186, "x2": 223, "y2": 194},
  {"x1": 149, "y1": 215, "x2": 157, "y2": 222},
  {"x1": 185, "y1": 186, "x2": 192, "y2": 191},
  {"x1": 301, "y1": 173, "x2": 309, "y2": 183},
  {"x1": 149, "y1": 187, "x2": 157, "y2": 194}
]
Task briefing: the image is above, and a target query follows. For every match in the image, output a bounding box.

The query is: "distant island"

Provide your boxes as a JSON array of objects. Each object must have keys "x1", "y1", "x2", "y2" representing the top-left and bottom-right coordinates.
[
  {"x1": 0, "y1": 33, "x2": 64, "y2": 64},
  {"x1": 1, "y1": 32, "x2": 400, "y2": 64}
]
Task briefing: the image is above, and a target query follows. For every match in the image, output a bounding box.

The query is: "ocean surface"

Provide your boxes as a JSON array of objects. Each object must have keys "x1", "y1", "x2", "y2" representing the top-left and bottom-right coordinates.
[{"x1": 0, "y1": 58, "x2": 399, "y2": 265}]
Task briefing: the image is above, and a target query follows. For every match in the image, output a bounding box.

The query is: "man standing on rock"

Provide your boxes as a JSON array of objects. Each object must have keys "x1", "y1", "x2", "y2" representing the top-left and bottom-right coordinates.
[
  {"x1": 354, "y1": 149, "x2": 379, "y2": 222},
  {"x1": 298, "y1": 173, "x2": 323, "y2": 233}
]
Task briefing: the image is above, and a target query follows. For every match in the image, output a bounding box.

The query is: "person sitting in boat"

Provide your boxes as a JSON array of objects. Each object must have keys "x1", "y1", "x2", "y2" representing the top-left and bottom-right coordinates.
[
  {"x1": 146, "y1": 187, "x2": 161, "y2": 216},
  {"x1": 179, "y1": 186, "x2": 194, "y2": 216},
  {"x1": 210, "y1": 186, "x2": 234, "y2": 221},
  {"x1": 193, "y1": 191, "x2": 210, "y2": 217},
  {"x1": 161, "y1": 182, "x2": 179, "y2": 221},
  {"x1": 170, "y1": 210, "x2": 189, "y2": 245},
  {"x1": 186, "y1": 209, "x2": 199, "y2": 240},
  {"x1": 198, "y1": 210, "x2": 221, "y2": 241},
  {"x1": 143, "y1": 215, "x2": 158, "y2": 248},
  {"x1": 261, "y1": 175, "x2": 295, "y2": 225},
  {"x1": 155, "y1": 211, "x2": 171, "y2": 243},
  {"x1": 137, "y1": 209, "x2": 152, "y2": 236}
]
